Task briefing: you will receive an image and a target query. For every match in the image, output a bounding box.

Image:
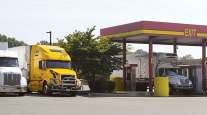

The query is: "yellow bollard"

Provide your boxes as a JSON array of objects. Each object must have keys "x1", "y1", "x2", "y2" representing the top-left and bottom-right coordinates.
[
  {"x1": 154, "y1": 77, "x2": 169, "y2": 97},
  {"x1": 110, "y1": 77, "x2": 124, "y2": 91}
]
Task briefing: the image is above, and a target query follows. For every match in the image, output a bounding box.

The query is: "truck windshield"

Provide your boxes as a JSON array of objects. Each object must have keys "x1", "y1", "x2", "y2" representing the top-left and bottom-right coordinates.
[
  {"x1": 166, "y1": 71, "x2": 177, "y2": 76},
  {"x1": 46, "y1": 60, "x2": 71, "y2": 69},
  {"x1": 0, "y1": 57, "x2": 18, "y2": 67}
]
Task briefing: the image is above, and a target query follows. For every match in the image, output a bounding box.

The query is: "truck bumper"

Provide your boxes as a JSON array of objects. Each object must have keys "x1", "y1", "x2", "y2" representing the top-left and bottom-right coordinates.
[
  {"x1": 50, "y1": 86, "x2": 82, "y2": 93},
  {"x1": 51, "y1": 88, "x2": 90, "y2": 95},
  {"x1": 171, "y1": 84, "x2": 193, "y2": 90},
  {"x1": 0, "y1": 86, "x2": 27, "y2": 93}
]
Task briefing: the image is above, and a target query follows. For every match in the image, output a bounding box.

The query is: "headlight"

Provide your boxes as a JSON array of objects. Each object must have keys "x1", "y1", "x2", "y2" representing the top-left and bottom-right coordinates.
[
  {"x1": 51, "y1": 78, "x2": 61, "y2": 86},
  {"x1": 176, "y1": 81, "x2": 181, "y2": 86},
  {"x1": 189, "y1": 81, "x2": 192, "y2": 85},
  {"x1": 76, "y1": 79, "x2": 81, "y2": 86}
]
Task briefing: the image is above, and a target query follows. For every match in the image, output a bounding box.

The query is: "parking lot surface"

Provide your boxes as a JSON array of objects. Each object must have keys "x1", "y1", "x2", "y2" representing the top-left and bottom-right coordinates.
[{"x1": 0, "y1": 95, "x2": 206, "y2": 115}]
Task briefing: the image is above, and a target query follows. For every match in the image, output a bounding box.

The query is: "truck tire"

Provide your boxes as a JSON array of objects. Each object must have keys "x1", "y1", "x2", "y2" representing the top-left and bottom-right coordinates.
[
  {"x1": 18, "y1": 93, "x2": 25, "y2": 96},
  {"x1": 183, "y1": 90, "x2": 193, "y2": 95},
  {"x1": 0, "y1": 93, "x2": 5, "y2": 96}
]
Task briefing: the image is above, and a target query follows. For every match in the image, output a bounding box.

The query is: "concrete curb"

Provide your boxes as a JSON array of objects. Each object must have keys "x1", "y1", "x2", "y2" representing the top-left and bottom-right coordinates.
[{"x1": 90, "y1": 91, "x2": 151, "y2": 97}]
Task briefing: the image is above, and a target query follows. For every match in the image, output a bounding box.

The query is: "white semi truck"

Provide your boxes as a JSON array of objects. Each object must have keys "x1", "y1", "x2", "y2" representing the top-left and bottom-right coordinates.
[
  {"x1": 0, "y1": 50, "x2": 27, "y2": 96},
  {"x1": 111, "y1": 50, "x2": 193, "y2": 94}
]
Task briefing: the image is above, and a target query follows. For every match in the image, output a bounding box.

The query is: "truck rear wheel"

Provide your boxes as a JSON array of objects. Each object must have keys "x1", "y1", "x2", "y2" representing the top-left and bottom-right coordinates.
[{"x1": 18, "y1": 93, "x2": 25, "y2": 96}]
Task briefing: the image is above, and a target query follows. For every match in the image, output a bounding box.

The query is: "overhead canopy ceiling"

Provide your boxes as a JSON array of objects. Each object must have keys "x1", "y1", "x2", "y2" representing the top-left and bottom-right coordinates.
[{"x1": 100, "y1": 21, "x2": 207, "y2": 46}]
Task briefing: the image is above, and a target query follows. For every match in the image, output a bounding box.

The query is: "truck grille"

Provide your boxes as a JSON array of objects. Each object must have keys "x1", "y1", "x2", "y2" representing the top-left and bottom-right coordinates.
[
  {"x1": 180, "y1": 79, "x2": 189, "y2": 85},
  {"x1": 61, "y1": 75, "x2": 76, "y2": 86},
  {"x1": 3, "y1": 73, "x2": 21, "y2": 86}
]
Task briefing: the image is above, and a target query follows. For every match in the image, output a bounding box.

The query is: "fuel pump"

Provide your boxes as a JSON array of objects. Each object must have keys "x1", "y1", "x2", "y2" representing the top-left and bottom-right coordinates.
[{"x1": 125, "y1": 64, "x2": 137, "y2": 91}]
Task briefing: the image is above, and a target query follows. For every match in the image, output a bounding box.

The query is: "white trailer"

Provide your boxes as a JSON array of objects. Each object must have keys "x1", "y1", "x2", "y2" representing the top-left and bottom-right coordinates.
[{"x1": 9, "y1": 46, "x2": 30, "y2": 80}]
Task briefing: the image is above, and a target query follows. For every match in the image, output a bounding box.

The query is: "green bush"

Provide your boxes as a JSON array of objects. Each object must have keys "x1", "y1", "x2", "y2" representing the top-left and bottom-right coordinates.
[
  {"x1": 94, "y1": 80, "x2": 106, "y2": 93},
  {"x1": 106, "y1": 81, "x2": 115, "y2": 93},
  {"x1": 93, "y1": 80, "x2": 115, "y2": 93}
]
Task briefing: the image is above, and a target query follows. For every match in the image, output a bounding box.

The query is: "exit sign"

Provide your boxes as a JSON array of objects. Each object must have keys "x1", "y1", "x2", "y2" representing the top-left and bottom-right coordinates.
[{"x1": 184, "y1": 28, "x2": 197, "y2": 38}]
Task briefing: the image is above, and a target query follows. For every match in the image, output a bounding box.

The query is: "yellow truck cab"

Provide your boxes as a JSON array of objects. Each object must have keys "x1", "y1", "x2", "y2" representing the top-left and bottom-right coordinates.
[{"x1": 9, "y1": 45, "x2": 81, "y2": 95}]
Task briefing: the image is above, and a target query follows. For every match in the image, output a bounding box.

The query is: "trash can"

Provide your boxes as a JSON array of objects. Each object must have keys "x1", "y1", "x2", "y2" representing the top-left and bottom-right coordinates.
[
  {"x1": 154, "y1": 76, "x2": 169, "y2": 97},
  {"x1": 110, "y1": 77, "x2": 124, "y2": 91}
]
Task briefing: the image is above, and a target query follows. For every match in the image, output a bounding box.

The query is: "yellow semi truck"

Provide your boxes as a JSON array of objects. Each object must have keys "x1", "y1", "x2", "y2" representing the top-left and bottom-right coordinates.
[{"x1": 9, "y1": 45, "x2": 82, "y2": 95}]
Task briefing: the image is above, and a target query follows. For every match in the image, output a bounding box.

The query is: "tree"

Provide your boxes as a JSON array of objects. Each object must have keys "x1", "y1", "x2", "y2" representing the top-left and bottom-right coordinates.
[
  {"x1": 57, "y1": 27, "x2": 122, "y2": 91},
  {"x1": 180, "y1": 54, "x2": 194, "y2": 60},
  {"x1": 37, "y1": 40, "x2": 50, "y2": 45},
  {"x1": 0, "y1": 34, "x2": 27, "y2": 47}
]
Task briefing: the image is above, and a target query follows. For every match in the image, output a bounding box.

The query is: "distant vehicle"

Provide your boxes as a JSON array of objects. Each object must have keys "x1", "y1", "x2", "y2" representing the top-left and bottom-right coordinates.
[
  {"x1": 9, "y1": 45, "x2": 83, "y2": 96},
  {"x1": 111, "y1": 50, "x2": 194, "y2": 94},
  {"x1": 0, "y1": 50, "x2": 27, "y2": 96},
  {"x1": 136, "y1": 52, "x2": 193, "y2": 93},
  {"x1": 80, "y1": 79, "x2": 90, "y2": 95},
  {"x1": 162, "y1": 70, "x2": 193, "y2": 93}
]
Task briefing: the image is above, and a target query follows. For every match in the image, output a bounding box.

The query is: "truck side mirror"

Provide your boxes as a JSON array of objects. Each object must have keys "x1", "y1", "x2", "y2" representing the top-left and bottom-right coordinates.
[
  {"x1": 43, "y1": 61, "x2": 47, "y2": 70},
  {"x1": 39, "y1": 61, "x2": 46, "y2": 70}
]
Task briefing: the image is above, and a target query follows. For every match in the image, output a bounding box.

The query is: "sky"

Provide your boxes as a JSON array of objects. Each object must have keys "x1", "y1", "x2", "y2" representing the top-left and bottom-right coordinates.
[{"x1": 0, "y1": 0, "x2": 207, "y2": 58}]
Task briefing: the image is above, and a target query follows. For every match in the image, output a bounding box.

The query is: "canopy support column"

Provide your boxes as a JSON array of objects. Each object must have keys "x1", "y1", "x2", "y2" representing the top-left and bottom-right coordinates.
[
  {"x1": 202, "y1": 39, "x2": 207, "y2": 94},
  {"x1": 122, "y1": 38, "x2": 127, "y2": 90},
  {"x1": 173, "y1": 39, "x2": 177, "y2": 54},
  {"x1": 148, "y1": 37, "x2": 153, "y2": 93}
]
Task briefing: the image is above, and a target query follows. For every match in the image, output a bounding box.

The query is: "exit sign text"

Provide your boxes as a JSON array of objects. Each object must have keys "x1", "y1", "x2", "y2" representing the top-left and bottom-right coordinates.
[{"x1": 184, "y1": 28, "x2": 197, "y2": 38}]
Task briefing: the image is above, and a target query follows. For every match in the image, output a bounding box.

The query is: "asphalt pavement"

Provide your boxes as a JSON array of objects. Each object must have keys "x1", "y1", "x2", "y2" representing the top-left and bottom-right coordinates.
[{"x1": 0, "y1": 94, "x2": 206, "y2": 115}]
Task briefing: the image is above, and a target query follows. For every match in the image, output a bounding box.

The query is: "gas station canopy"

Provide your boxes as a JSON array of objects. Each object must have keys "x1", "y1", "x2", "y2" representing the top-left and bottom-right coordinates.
[
  {"x1": 100, "y1": 21, "x2": 207, "y2": 94},
  {"x1": 100, "y1": 21, "x2": 207, "y2": 46}
]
